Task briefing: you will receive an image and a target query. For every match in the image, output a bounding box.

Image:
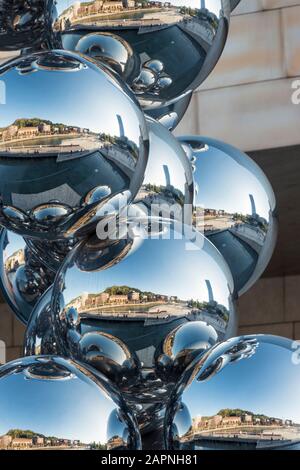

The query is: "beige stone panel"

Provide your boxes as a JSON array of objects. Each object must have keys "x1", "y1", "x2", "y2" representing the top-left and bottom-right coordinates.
[
  {"x1": 282, "y1": 6, "x2": 300, "y2": 77},
  {"x1": 173, "y1": 92, "x2": 199, "y2": 136},
  {"x1": 13, "y1": 317, "x2": 25, "y2": 347},
  {"x1": 284, "y1": 275, "x2": 300, "y2": 321},
  {"x1": 201, "y1": 10, "x2": 284, "y2": 90},
  {"x1": 237, "y1": 277, "x2": 284, "y2": 326},
  {"x1": 196, "y1": 78, "x2": 300, "y2": 152},
  {"x1": 0, "y1": 303, "x2": 13, "y2": 347},
  {"x1": 238, "y1": 322, "x2": 294, "y2": 339},
  {"x1": 262, "y1": 0, "x2": 300, "y2": 10},
  {"x1": 232, "y1": 0, "x2": 263, "y2": 15}
]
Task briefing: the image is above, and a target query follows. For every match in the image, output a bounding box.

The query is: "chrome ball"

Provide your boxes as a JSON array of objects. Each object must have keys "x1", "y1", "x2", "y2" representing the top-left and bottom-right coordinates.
[
  {"x1": 178, "y1": 136, "x2": 278, "y2": 296},
  {"x1": 50, "y1": 220, "x2": 237, "y2": 403},
  {"x1": 56, "y1": 0, "x2": 232, "y2": 126},
  {"x1": 133, "y1": 117, "x2": 194, "y2": 224},
  {"x1": 0, "y1": 49, "x2": 149, "y2": 240},
  {"x1": 165, "y1": 335, "x2": 300, "y2": 450},
  {"x1": 0, "y1": 228, "x2": 55, "y2": 324},
  {"x1": 0, "y1": 0, "x2": 60, "y2": 53},
  {"x1": 0, "y1": 355, "x2": 141, "y2": 449}
]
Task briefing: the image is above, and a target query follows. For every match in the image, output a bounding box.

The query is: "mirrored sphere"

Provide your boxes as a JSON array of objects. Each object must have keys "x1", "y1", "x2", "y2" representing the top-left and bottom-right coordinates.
[
  {"x1": 0, "y1": 49, "x2": 149, "y2": 240},
  {"x1": 165, "y1": 335, "x2": 300, "y2": 450},
  {"x1": 0, "y1": 0, "x2": 60, "y2": 53},
  {"x1": 178, "y1": 136, "x2": 278, "y2": 295},
  {"x1": 56, "y1": 0, "x2": 231, "y2": 122},
  {"x1": 133, "y1": 117, "x2": 194, "y2": 224},
  {"x1": 0, "y1": 228, "x2": 56, "y2": 324},
  {"x1": 0, "y1": 355, "x2": 141, "y2": 450},
  {"x1": 50, "y1": 220, "x2": 237, "y2": 403},
  {"x1": 230, "y1": 0, "x2": 241, "y2": 11},
  {"x1": 24, "y1": 286, "x2": 58, "y2": 356}
]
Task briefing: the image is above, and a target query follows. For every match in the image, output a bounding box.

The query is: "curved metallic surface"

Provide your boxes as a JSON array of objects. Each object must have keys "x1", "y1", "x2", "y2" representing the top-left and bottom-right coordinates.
[
  {"x1": 133, "y1": 117, "x2": 194, "y2": 224},
  {"x1": 147, "y1": 90, "x2": 193, "y2": 131},
  {"x1": 165, "y1": 335, "x2": 300, "y2": 450},
  {"x1": 230, "y1": 0, "x2": 241, "y2": 11},
  {"x1": 0, "y1": 0, "x2": 60, "y2": 53},
  {"x1": 75, "y1": 31, "x2": 139, "y2": 82},
  {"x1": 57, "y1": 1, "x2": 231, "y2": 118},
  {"x1": 50, "y1": 219, "x2": 237, "y2": 403},
  {"x1": 0, "y1": 355, "x2": 141, "y2": 449},
  {"x1": 155, "y1": 320, "x2": 218, "y2": 383},
  {"x1": 24, "y1": 286, "x2": 58, "y2": 356},
  {"x1": 0, "y1": 228, "x2": 55, "y2": 324},
  {"x1": 178, "y1": 136, "x2": 278, "y2": 296},
  {"x1": 0, "y1": 49, "x2": 149, "y2": 240}
]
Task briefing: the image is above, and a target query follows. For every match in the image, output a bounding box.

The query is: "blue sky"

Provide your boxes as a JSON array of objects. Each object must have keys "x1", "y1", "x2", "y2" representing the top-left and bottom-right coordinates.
[{"x1": 184, "y1": 342, "x2": 300, "y2": 423}]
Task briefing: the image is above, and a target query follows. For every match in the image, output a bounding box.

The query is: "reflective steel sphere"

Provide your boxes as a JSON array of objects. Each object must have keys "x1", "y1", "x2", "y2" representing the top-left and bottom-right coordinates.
[
  {"x1": 165, "y1": 335, "x2": 300, "y2": 450},
  {"x1": 0, "y1": 49, "x2": 149, "y2": 240},
  {"x1": 50, "y1": 219, "x2": 237, "y2": 403},
  {"x1": 230, "y1": 0, "x2": 241, "y2": 11},
  {"x1": 0, "y1": 0, "x2": 60, "y2": 53},
  {"x1": 0, "y1": 355, "x2": 141, "y2": 449},
  {"x1": 0, "y1": 228, "x2": 56, "y2": 324},
  {"x1": 133, "y1": 117, "x2": 194, "y2": 224},
  {"x1": 178, "y1": 136, "x2": 278, "y2": 296},
  {"x1": 155, "y1": 321, "x2": 218, "y2": 382},
  {"x1": 24, "y1": 286, "x2": 58, "y2": 356},
  {"x1": 56, "y1": 1, "x2": 231, "y2": 125}
]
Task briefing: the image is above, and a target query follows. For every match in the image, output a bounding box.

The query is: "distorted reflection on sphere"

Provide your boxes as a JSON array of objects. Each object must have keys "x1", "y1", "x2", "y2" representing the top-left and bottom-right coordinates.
[
  {"x1": 0, "y1": 0, "x2": 60, "y2": 53},
  {"x1": 178, "y1": 136, "x2": 278, "y2": 296},
  {"x1": 75, "y1": 32, "x2": 139, "y2": 82},
  {"x1": 155, "y1": 321, "x2": 218, "y2": 382},
  {"x1": 0, "y1": 356, "x2": 141, "y2": 450},
  {"x1": 165, "y1": 335, "x2": 300, "y2": 450},
  {"x1": 24, "y1": 286, "x2": 58, "y2": 356},
  {"x1": 133, "y1": 117, "x2": 194, "y2": 224},
  {"x1": 0, "y1": 228, "x2": 55, "y2": 324},
  {"x1": 0, "y1": 50, "x2": 149, "y2": 240},
  {"x1": 51, "y1": 220, "x2": 237, "y2": 404},
  {"x1": 56, "y1": 0, "x2": 232, "y2": 122}
]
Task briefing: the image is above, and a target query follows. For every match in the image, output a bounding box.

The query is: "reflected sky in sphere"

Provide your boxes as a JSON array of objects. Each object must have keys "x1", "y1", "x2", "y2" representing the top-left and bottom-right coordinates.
[{"x1": 183, "y1": 338, "x2": 300, "y2": 424}]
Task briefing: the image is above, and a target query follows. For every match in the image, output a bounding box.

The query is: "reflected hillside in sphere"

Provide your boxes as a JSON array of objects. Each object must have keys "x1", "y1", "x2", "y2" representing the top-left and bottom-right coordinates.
[
  {"x1": 178, "y1": 136, "x2": 278, "y2": 296},
  {"x1": 0, "y1": 50, "x2": 148, "y2": 240},
  {"x1": 0, "y1": 355, "x2": 141, "y2": 450},
  {"x1": 56, "y1": 0, "x2": 231, "y2": 120},
  {"x1": 49, "y1": 220, "x2": 237, "y2": 403},
  {"x1": 165, "y1": 335, "x2": 300, "y2": 450}
]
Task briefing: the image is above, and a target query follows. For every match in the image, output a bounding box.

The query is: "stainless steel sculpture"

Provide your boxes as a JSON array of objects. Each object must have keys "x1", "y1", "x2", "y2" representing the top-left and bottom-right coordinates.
[
  {"x1": 165, "y1": 335, "x2": 300, "y2": 450},
  {"x1": 0, "y1": 355, "x2": 141, "y2": 449},
  {"x1": 0, "y1": 228, "x2": 56, "y2": 324},
  {"x1": 0, "y1": 0, "x2": 289, "y2": 453},
  {"x1": 133, "y1": 117, "x2": 194, "y2": 223},
  {"x1": 48, "y1": 220, "x2": 236, "y2": 403},
  {"x1": 54, "y1": 0, "x2": 232, "y2": 126},
  {"x1": 178, "y1": 136, "x2": 278, "y2": 295},
  {"x1": 0, "y1": 49, "x2": 149, "y2": 240}
]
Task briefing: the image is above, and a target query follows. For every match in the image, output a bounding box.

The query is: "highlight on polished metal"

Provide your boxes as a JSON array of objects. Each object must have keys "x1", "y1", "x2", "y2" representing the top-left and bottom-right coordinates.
[
  {"x1": 0, "y1": 228, "x2": 55, "y2": 324},
  {"x1": 50, "y1": 219, "x2": 237, "y2": 404},
  {"x1": 0, "y1": 355, "x2": 141, "y2": 450},
  {"x1": 0, "y1": 49, "x2": 149, "y2": 240},
  {"x1": 178, "y1": 136, "x2": 278, "y2": 296},
  {"x1": 55, "y1": 0, "x2": 231, "y2": 124},
  {"x1": 0, "y1": 0, "x2": 60, "y2": 53},
  {"x1": 133, "y1": 116, "x2": 194, "y2": 224},
  {"x1": 24, "y1": 286, "x2": 58, "y2": 356},
  {"x1": 165, "y1": 335, "x2": 300, "y2": 450}
]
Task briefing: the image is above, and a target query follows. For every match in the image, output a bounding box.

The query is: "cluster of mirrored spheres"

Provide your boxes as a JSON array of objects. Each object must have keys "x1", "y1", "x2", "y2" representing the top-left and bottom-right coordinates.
[{"x1": 0, "y1": 0, "x2": 299, "y2": 451}]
